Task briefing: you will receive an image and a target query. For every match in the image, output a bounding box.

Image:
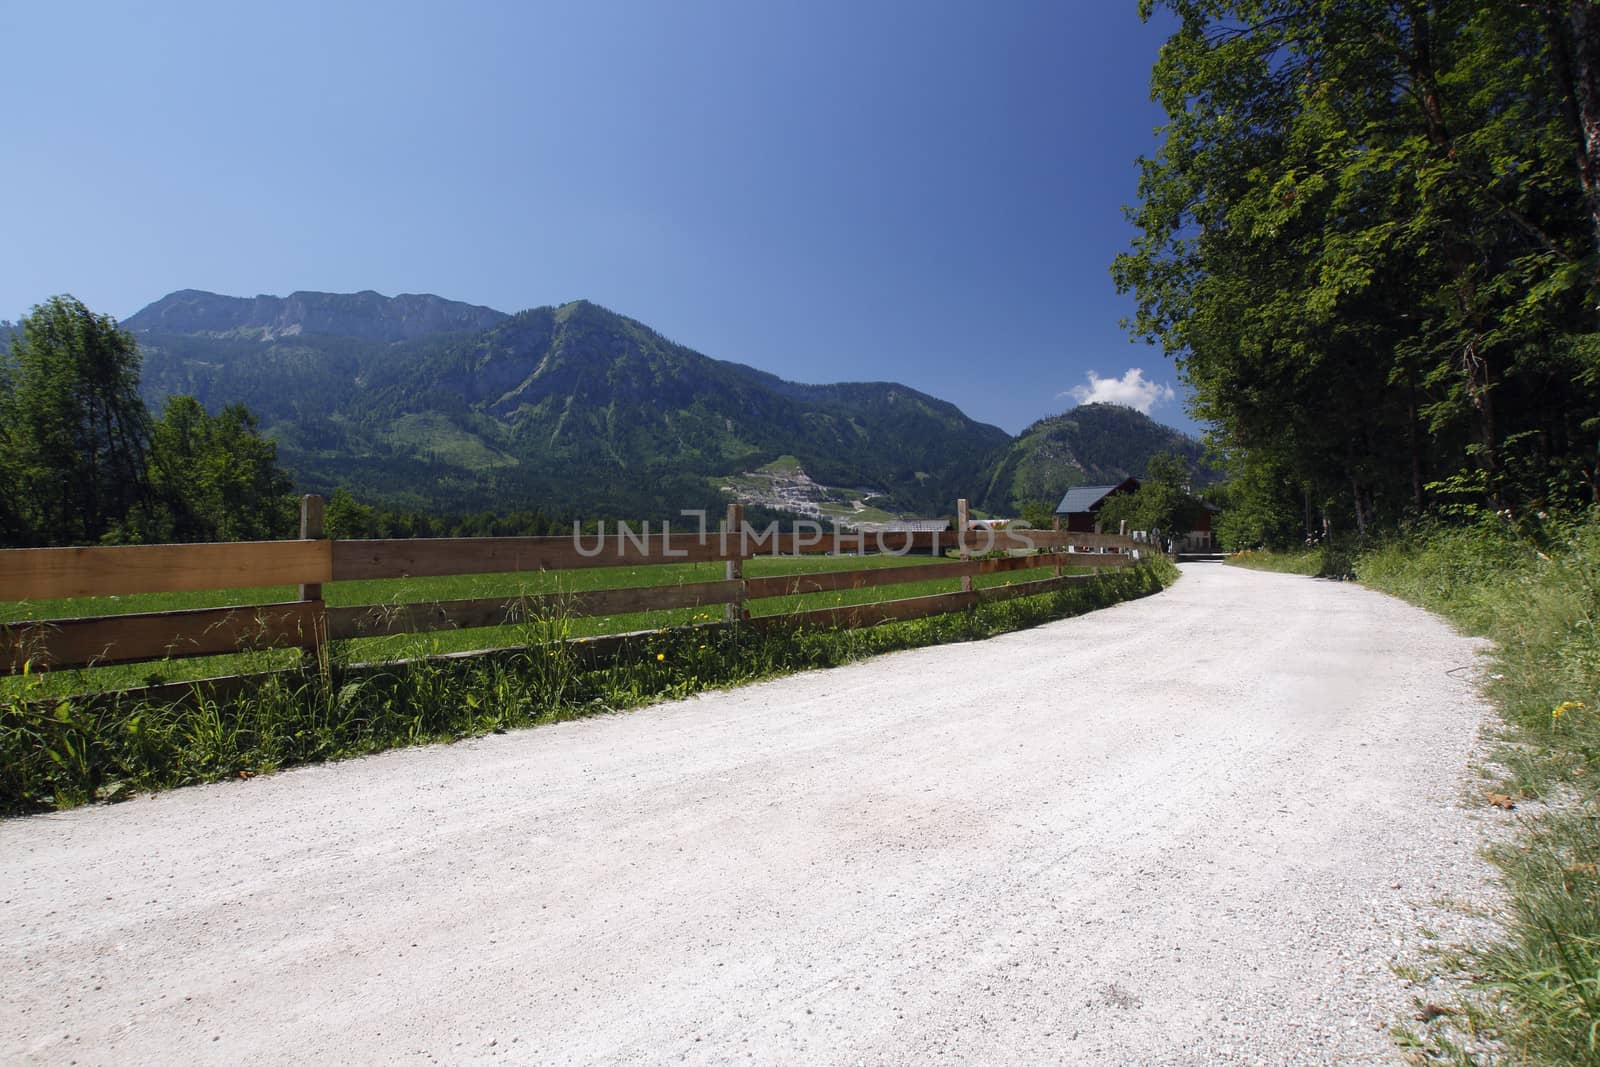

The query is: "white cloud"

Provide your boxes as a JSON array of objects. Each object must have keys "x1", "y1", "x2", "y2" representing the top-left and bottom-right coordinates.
[{"x1": 1061, "y1": 368, "x2": 1175, "y2": 415}]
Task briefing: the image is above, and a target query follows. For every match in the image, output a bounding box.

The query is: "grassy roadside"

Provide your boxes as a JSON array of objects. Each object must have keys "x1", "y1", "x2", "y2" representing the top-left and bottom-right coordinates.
[
  {"x1": 1233, "y1": 516, "x2": 1600, "y2": 1064},
  {"x1": 1227, "y1": 545, "x2": 1355, "y2": 579},
  {"x1": 1, "y1": 557, "x2": 1178, "y2": 815},
  {"x1": 1227, "y1": 547, "x2": 1324, "y2": 575}
]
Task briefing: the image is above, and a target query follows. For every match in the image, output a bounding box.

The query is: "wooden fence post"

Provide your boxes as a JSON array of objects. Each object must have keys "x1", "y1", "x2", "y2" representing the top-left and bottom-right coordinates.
[
  {"x1": 725, "y1": 502, "x2": 745, "y2": 622},
  {"x1": 957, "y1": 498, "x2": 972, "y2": 593},
  {"x1": 299, "y1": 494, "x2": 327, "y2": 662}
]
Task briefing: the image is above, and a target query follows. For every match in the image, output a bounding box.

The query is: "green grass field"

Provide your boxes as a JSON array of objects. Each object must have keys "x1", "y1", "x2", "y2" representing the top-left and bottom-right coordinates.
[{"x1": 3, "y1": 551, "x2": 1097, "y2": 696}]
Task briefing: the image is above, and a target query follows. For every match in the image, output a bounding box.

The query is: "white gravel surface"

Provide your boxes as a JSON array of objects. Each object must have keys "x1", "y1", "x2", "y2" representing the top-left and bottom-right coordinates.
[{"x1": 1, "y1": 563, "x2": 1501, "y2": 1065}]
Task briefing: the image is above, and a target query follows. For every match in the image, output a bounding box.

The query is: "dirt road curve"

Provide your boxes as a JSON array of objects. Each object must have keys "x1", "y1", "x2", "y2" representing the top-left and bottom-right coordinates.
[{"x1": 2, "y1": 563, "x2": 1498, "y2": 1065}]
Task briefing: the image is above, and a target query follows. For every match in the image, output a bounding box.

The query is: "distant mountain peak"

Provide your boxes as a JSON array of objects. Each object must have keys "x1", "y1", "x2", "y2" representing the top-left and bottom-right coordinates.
[
  {"x1": 979, "y1": 401, "x2": 1211, "y2": 512},
  {"x1": 1042, "y1": 400, "x2": 1168, "y2": 429},
  {"x1": 126, "y1": 290, "x2": 1010, "y2": 517},
  {"x1": 124, "y1": 288, "x2": 509, "y2": 344}
]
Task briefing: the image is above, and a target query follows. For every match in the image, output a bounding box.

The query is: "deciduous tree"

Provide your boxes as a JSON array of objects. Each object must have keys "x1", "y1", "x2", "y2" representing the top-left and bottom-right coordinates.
[
  {"x1": 1116, "y1": 1, "x2": 1600, "y2": 539},
  {"x1": 140, "y1": 396, "x2": 296, "y2": 542},
  {"x1": 1, "y1": 296, "x2": 151, "y2": 544}
]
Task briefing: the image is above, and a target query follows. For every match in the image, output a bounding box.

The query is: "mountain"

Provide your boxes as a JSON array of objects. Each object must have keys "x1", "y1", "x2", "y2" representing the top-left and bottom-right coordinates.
[
  {"x1": 14, "y1": 290, "x2": 1212, "y2": 520},
  {"x1": 125, "y1": 291, "x2": 1012, "y2": 518},
  {"x1": 123, "y1": 289, "x2": 508, "y2": 342},
  {"x1": 976, "y1": 402, "x2": 1214, "y2": 513}
]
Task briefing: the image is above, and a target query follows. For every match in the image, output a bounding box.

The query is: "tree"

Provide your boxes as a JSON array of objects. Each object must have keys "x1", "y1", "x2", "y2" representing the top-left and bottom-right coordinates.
[
  {"x1": 1116, "y1": 1, "x2": 1600, "y2": 532},
  {"x1": 141, "y1": 397, "x2": 296, "y2": 542},
  {"x1": 0, "y1": 297, "x2": 298, "y2": 547},
  {"x1": 1098, "y1": 451, "x2": 1208, "y2": 537},
  {"x1": 1208, "y1": 451, "x2": 1310, "y2": 550},
  {"x1": 1540, "y1": 1, "x2": 1600, "y2": 264},
  {"x1": 1, "y1": 296, "x2": 152, "y2": 545},
  {"x1": 324, "y1": 488, "x2": 381, "y2": 540},
  {"x1": 0, "y1": 337, "x2": 21, "y2": 545},
  {"x1": 1018, "y1": 498, "x2": 1058, "y2": 529}
]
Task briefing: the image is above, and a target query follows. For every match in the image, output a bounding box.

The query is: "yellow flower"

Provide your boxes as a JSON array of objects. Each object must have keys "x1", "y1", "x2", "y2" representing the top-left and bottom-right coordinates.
[
  {"x1": 656, "y1": 653, "x2": 665, "y2": 661},
  {"x1": 1553, "y1": 700, "x2": 1585, "y2": 725}
]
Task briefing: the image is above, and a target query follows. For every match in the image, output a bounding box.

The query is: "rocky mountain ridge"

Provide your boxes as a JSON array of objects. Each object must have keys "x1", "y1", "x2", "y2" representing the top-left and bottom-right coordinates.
[
  {"x1": 116, "y1": 288, "x2": 1204, "y2": 518},
  {"x1": 124, "y1": 289, "x2": 507, "y2": 343}
]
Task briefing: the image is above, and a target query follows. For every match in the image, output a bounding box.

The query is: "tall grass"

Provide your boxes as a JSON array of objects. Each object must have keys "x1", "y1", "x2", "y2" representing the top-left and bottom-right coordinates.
[
  {"x1": 1246, "y1": 515, "x2": 1600, "y2": 1063},
  {"x1": 0, "y1": 559, "x2": 1176, "y2": 815},
  {"x1": 1228, "y1": 545, "x2": 1355, "y2": 579}
]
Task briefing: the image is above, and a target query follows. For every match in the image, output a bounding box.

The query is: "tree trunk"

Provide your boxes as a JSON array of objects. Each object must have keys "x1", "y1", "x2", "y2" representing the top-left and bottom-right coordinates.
[
  {"x1": 1351, "y1": 475, "x2": 1369, "y2": 538},
  {"x1": 1407, "y1": 384, "x2": 1426, "y2": 513},
  {"x1": 1544, "y1": 1, "x2": 1600, "y2": 264}
]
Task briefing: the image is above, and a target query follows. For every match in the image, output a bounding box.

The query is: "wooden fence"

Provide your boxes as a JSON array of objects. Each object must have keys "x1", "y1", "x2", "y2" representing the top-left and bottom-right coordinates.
[{"x1": 0, "y1": 497, "x2": 1138, "y2": 687}]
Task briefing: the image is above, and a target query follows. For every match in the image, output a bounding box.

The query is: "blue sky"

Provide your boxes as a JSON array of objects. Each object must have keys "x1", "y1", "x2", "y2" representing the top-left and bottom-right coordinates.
[{"x1": 0, "y1": 1, "x2": 1190, "y2": 435}]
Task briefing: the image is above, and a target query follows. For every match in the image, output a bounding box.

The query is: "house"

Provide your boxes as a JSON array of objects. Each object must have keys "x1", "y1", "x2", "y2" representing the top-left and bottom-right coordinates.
[
  {"x1": 1053, "y1": 478, "x2": 1140, "y2": 533},
  {"x1": 1180, "y1": 502, "x2": 1222, "y2": 552}
]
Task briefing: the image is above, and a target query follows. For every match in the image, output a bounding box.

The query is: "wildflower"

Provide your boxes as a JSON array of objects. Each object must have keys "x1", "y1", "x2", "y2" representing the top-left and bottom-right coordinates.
[
  {"x1": 656, "y1": 653, "x2": 665, "y2": 662},
  {"x1": 1553, "y1": 700, "x2": 1585, "y2": 726}
]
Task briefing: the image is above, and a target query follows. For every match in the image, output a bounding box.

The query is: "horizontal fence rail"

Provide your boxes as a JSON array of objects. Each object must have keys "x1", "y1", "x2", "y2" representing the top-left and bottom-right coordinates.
[
  {"x1": 960, "y1": 529, "x2": 1134, "y2": 553},
  {"x1": 0, "y1": 602, "x2": 319, "y2": 674},
  {"x1": 1, "y1": 540, "x2": 332, "y2": 601},
  {"x1": 0, "y1": 498, "x2": 1142, "y2": 684},
  {"x1": 325, "y1": 580, "x2": 743, "y2": 641}
]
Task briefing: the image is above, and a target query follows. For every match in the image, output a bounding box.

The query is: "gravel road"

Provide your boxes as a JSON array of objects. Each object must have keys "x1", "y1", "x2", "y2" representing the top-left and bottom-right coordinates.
[{"x1": 1, "y1": 563, "x2": 1500, "y2": 1065}]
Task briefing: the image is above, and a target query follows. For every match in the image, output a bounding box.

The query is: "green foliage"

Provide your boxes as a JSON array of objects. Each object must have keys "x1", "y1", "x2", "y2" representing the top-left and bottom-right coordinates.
[
  {"x1": 1210, "y1": 452, "x2": 1312, "y2": 550},
  {"x1": 323, "y1": 487, "x2": 380, "y2": 540},
  {"x1": 1018, "y1": 499, "x2": 1057, "y2": 529},
  {"x1": 134, "y1": 397, "x2": 296, "y2": 542},
  {"x1": 1225, "y1": 548, "x2": 1324, "y2": 577},
  {"x1": 1226, "y1": 545, "x2": 1354, "y2": 580},
  {"x1": 1096, "y1": 450, "x2": 1208, "y2": 538},
  {"x1": 1, "y1": 296, "x2": 152, "y2": 545},
  {"x1": 317, "y1": 488, "x2": 565, "y2": 540},
  {"x1": 1118, "y1": 2, "x2": 1600, "y2": 537},
  {"x1": 0, "y1": 297, "x2": 295, "y2": 547}
]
